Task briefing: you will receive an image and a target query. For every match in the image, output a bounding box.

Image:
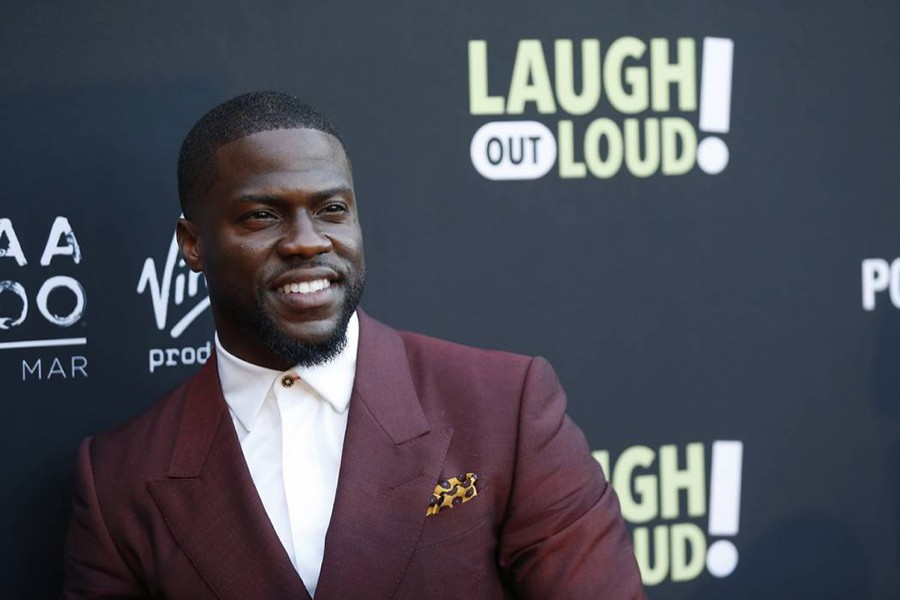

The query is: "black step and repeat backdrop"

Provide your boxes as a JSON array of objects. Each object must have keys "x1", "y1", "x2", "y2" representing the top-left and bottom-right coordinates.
[{"x1": 3, "y1": 1, "x2": 899, "y2": 598}]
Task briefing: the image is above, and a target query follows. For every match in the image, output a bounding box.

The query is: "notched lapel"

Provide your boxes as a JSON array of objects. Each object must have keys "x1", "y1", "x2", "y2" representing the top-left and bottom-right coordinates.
[
  {"x1": 147, "y1": 357, "x2": 311, "y2": 600},
  {"x1": 315, "y1": 397, "x2": 453, "y2": 600},
  {"x1": 315, "y1": 314, "x2": 454, "y2": 600}
]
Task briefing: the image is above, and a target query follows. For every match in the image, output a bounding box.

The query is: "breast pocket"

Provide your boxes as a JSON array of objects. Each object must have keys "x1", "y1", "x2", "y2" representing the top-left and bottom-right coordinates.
[
  {"x1": 417, "y1": 470, "x2": 493, "y2": 550},
  {"x1": 418, "y1": 502, "x2": 494, "y2": 550},
  {"x1": 407, "y1": 514, "x2": 504, "y2": 598}
]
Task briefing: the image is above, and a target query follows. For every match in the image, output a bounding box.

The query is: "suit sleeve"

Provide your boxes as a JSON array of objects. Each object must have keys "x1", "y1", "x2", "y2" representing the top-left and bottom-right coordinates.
[
  {"x1": 498, "y1": 357, "x2": 646, "y2": 600},
  {"x1": 62, "y1": 438, "x2": 149, "y2": 599}
]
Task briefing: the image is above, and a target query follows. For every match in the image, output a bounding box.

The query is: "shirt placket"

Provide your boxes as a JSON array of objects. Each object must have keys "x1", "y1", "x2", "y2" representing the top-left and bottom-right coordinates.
[{"x1": 274, "y1": 371, "x2": 323, "y2": 595}]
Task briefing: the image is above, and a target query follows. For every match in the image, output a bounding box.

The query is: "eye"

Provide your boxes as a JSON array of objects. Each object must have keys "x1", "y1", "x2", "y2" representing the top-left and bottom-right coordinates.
[
  {"x1": 244, "y1": 209, "x2": 277, "y2": 220},
  {"x1": 320, "y1": 202, "x2": 349, "y2": 217},
  {"x1": 238, "y1": 208, "x2": 280, "y2": 230}
]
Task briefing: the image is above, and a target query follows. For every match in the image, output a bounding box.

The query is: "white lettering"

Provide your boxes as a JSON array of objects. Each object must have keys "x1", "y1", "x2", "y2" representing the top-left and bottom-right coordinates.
[
  {"x1": 22, "y1": 358, "x2": 41, "y2": 380},
  {"x1": 40, "y1": 217, "x2": 82, "y2": 266},
  {"x1": 889, "y1": 259, "x2": 900, "y2": 309},
  {"x1": 71, "y1": 355, "x2": 88, "y2": 378},
  {"x1": 165, "y1": 348, "x2": 179, "y2": 366},
  {"x1": 0, "y1": 218, "x2": 28, "y2": 266},
  {"x1": 470, "y1": 121, "x2": 557, "y2": 180},
  {"x1": 181, "y1": 346, "x2": 196, "y2": 364},
  {"x1": 36, "y1": 276, "x2": 85, "y2": 327},
  {"x1": 148, "y1": 342, "x2": 211, "y2": 373},
  {"x1": 47, "y1": 357, "x2": 66, "y2": 379},
  {"x1": 0, "y1": 280, "x2": 28, "y2": 329},
  {"x1": 148, "y1": 349, "x2": 164, "y2": 373},
  {"x1": 137, "y1": 232, "x2": 209, "y2": 337},
  {"x1": 468, "y1": 41, "x2": 505, "y2": 115},
  {"x1": 862, "y1": 258, "x2": 891, "y2": 310},
  {"x1": 21, "y1": 356, "x2": 89, "y2": 381},
  {"x1": 137, "y1": 234, "x2": 180, "y2": 330}
]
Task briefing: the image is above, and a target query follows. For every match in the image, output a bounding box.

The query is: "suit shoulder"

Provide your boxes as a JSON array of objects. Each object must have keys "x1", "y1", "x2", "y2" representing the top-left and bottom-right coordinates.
[
  {"x1": 88, "y1": 369, "x2": 198, "y2": 479},
  {"x1": 396, "y1": 329, "x2": 548, "y2": 423},
  {"x1": 399, "y1": 329, "x2": 534, "y2": 378}
]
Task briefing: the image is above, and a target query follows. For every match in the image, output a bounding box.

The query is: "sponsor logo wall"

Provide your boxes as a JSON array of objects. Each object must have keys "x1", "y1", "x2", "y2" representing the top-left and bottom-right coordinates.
[{"x1": 3, "y1": 2, "x2": 900, "y2": 599}]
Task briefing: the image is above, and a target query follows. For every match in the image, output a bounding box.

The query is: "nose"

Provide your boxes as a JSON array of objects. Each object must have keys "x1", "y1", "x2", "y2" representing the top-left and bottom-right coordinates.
[{"x1": 277, "y1": 210, "x2": 333, "y2": 258}]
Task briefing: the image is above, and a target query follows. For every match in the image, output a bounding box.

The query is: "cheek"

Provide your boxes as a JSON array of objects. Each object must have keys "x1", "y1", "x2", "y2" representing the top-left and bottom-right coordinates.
[
  {"x1": 334, "y1": 228, "x2": 364, "y2": 264},
  {"x1": 205, "y1": 245, "x2": 269, "y2": 291},
  {"x1": 344, "y1": 239, "x2": 364, "y2": 265},
  {"x1": 328, "y1": 233, "x2": 363, "y2": 264}
]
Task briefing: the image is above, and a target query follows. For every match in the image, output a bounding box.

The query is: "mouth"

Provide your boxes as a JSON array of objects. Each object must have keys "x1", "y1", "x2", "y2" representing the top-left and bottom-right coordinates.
[
  {"x1": 269, "y1": 269, "x2": 342, "y2": 315},
  {"x1": 278, "y1": 278, "x2": 332, "y2": 295}
]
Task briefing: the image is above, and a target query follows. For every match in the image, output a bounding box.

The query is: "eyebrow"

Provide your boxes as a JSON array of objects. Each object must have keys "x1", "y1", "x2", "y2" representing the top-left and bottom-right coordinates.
[{"x1": 232, "y1": 187, "x2": 354, "y2": 206}]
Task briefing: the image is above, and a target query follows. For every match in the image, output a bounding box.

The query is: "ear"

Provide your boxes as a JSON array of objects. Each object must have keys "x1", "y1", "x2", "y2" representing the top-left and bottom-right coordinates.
[{"x1": 176, "y1": 218, "x2": 204, "y2": 272}]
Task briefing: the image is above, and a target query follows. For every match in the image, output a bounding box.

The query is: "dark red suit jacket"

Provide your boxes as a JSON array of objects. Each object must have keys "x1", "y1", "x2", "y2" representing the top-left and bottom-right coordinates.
[{"x1": 63, "y1": 311, "x2": 645, "y2": 599}]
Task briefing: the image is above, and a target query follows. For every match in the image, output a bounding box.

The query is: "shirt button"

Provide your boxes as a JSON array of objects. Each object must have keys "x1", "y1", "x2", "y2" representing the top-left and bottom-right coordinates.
[{"x1": 281, "y1": 375, "x2": 295, "y2": 388}]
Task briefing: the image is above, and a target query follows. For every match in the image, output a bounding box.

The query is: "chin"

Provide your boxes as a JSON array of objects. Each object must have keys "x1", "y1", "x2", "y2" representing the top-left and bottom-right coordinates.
[
  {"x1": 257, "y1": 307, "x2": 352, "y2": 368},
  {"x1": 285, "y1": 319, "x2": 341, "y2": 345},
  {"x1": 255, "y1": 272, "x2": 364, "y2": 367}
]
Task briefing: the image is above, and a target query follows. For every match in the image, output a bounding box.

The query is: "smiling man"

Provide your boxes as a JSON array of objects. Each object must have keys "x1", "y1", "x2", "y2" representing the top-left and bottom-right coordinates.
[
  {"x1": 63, "y1": 91, "x2": 645, "y2": 599},
  {"x1": 178, "y1": 125, "x2": 365, "y2": 370}
]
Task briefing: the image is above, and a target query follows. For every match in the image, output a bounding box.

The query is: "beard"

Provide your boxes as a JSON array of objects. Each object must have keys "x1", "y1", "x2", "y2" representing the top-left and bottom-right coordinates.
[{"x1": 254, "y1": 266, "x2": 366, "y2": 368}]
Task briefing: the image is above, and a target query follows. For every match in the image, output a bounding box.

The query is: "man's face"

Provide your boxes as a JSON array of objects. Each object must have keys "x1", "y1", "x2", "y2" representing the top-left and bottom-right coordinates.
[{"x1": 178, "y1": 128, "x2": 365, "y2": 370}]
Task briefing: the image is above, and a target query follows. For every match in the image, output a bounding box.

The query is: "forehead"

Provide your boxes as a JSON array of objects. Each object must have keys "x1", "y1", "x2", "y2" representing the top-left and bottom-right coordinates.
[{"x1": 212, "y1": 128, "x2": 352, "y2": 196}]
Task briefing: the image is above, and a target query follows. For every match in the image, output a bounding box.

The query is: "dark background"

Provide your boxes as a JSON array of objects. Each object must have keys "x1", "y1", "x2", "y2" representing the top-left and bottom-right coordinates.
[{"x1": 2, "y1": 1, "x2": 899, "y2": 598}]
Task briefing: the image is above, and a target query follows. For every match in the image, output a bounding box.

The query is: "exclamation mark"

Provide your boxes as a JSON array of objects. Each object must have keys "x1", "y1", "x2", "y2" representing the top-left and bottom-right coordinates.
[
  {"x1": 706, "y1": 440, "x2": 743, "y2": 577},
  {"x1": 696, "y1": 37, "x2": 734, "y2": 175}
]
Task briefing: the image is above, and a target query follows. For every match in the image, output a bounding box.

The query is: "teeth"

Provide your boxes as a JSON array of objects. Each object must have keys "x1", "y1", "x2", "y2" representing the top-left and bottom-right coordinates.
[{"x1": 281, "y1": 279, "x2": 331, "y2": 294}]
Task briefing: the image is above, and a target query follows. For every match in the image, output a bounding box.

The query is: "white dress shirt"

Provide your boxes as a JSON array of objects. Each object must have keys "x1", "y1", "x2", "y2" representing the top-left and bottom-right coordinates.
[{"x1": 215, "y1": 312, "x2": 359, "y2": 598}]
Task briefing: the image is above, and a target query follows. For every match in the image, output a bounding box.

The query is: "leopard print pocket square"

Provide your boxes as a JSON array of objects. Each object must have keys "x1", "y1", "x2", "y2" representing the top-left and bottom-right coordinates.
[{"x1": 426, "y1": 472, "x2": 479, "y2": 516}]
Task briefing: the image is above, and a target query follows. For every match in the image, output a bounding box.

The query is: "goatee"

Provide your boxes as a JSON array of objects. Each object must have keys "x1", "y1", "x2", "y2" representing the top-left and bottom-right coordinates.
[{"x1": 255, "y1": 269, "x2": 365, "y2": 367}]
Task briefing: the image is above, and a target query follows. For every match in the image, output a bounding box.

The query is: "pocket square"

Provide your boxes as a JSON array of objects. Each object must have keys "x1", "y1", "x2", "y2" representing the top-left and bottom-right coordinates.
[{"x1": 426, "y1": 472, "x2": 479, "y2": 516}]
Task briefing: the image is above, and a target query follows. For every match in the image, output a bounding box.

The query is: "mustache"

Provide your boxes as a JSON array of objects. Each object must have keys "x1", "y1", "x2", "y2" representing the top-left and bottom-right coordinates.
[{"x1": 269, "y1": 258, "x2": 346, "y2": 280}]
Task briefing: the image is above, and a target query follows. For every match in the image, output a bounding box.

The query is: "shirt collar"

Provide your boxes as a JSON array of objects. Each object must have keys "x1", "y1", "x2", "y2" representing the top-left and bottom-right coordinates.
[{"x1": 216, "y1": 312, "x2": 359, "y2": 432}]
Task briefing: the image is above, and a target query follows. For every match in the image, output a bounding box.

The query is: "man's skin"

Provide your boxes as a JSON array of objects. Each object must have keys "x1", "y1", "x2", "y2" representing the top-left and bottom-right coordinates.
[{"x1": 176, "y1": 127, "x2": 365, "y2": 368}]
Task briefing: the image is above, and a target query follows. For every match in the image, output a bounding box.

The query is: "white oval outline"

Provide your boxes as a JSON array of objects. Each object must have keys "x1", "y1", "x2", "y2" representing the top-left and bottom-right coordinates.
[
  {"x1": 470, "y1": 121, "x2": 557, "y2": 181},
  {"x1": 36, "y1": 275, "x2": 85, "y2": 327}
]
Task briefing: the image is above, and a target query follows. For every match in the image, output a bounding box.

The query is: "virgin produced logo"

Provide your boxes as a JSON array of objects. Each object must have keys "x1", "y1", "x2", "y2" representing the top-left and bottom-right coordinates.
[{"x1": 137, "y1": 224, "x2": 211, "y2": 373}]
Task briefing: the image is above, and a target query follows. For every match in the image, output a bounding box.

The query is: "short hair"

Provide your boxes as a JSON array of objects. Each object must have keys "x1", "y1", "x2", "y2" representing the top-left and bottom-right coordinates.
[{"x1": 177, "y1": 90, "x2": 347, "y2": 219}]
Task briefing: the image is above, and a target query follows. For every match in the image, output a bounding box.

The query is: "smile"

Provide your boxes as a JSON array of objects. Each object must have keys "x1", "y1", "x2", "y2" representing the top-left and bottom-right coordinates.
[{"x1": 279, "y1": 279, "x2": 332, "y2": 295}]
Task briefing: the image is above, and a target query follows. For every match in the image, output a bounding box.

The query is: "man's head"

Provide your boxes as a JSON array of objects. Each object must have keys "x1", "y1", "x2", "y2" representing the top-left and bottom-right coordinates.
[{"x1": 176, "y1": 91, "x2": 366, "y2": 371}]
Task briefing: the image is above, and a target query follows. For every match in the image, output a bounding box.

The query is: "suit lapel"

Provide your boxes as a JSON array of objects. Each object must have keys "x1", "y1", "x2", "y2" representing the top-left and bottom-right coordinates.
[
  {"x1": 315, "y1": 313, "x2": 453, "y2": 600},
  {"x1": 147, "y1": 356, "x2": 311, "y2": 600}
]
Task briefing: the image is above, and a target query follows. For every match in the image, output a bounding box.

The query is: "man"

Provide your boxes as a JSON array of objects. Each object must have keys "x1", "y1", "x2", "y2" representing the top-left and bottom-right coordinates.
[{"x1": 63, "y1": 91, "x2": 645, "y2": 599}]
